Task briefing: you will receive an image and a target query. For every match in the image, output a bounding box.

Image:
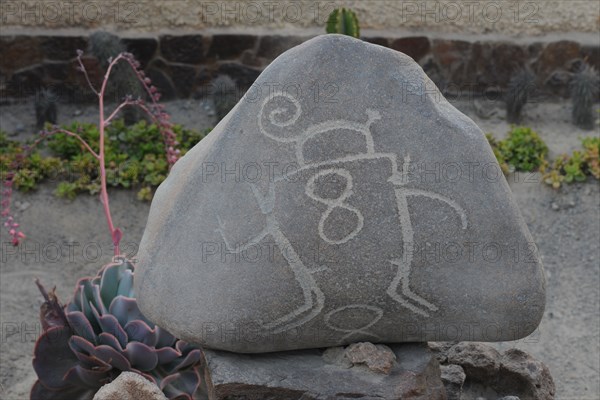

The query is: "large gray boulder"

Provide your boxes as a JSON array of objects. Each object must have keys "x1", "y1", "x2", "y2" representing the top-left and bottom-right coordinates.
[{"x1": 135, "y1": 34, "x2": 546, "y2": 353}]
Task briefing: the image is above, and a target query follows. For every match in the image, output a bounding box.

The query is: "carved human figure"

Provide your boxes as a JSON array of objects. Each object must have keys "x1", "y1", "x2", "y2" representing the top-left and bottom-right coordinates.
[{"x1": 217, "y1": 93, "x2": 468, "y2": 339}]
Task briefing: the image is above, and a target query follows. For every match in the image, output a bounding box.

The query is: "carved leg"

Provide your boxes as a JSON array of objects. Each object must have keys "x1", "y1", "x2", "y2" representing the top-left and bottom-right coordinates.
[
  {"x1": 388, "y1": 259, "x2": 438, "y2": 316},
  {"x1": 389, "y1": 188, "x2": 439, "y2": 317},
  {"x1": 261, "y1": 221, "x2": 325, "y2": 333}
]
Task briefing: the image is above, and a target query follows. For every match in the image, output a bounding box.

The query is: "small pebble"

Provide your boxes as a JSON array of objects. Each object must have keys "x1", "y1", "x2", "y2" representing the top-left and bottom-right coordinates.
[
  {"x1": 16, "y1": 201, "x2": 31, "y2": 212},
  {"x1": 551, "y1": 202, "x2": 559, "y2": 211}
]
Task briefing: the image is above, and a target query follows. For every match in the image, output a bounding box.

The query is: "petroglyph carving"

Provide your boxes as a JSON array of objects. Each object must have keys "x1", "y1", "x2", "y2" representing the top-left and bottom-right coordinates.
[
  {"x1": 324, "y1": 304, "x2": 384, "y2": 341},
  {"x1": 217, "y1": 92, "x2": 468, "y2": 336},
  {"x1": 305, "y1": 168, "x2": 364, "y2": 245}
]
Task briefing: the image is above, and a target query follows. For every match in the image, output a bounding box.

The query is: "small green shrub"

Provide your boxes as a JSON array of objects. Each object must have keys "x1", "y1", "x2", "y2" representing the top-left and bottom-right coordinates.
[
  {"x1": 55, "y1": 181, "x2": 78, "y2": 200},
  {"x1": 0, "y1": 133, "x2": 64, "y2": 191},
  {"x1": 540, "y1": 158, "x2": 565, "y2": 189},
  {"x1": 582, "y1": 136, "x2": 600, "y2": 179},
  {"x1": 497, "y1": 126, "x2": 548, "y2": 172},
  {"x1": 563, "y1": 151, "x2": 587, "y2": 183},
  {"x1": 541, "y1": 136, "x2": 600, "y2": 189},
  {"x1": 1, "y1": 122, "x2": 209, "y2": 201}
]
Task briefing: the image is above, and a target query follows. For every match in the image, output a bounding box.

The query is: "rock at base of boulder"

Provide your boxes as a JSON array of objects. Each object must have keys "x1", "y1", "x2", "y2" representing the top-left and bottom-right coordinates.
[
  {"x1": 324, "y1": 342, "x2": 397, "y2": 375},
  {"x1": 430, "y1": 342, "x2": 555, "y2": 400},
  {"x1": 92, "y1": 372, "x2": 167, "y2": 400},
  {"x1": 440, "y1": 364, "x2": 466, "y2": 400},
  {"x1": 202, "y1": 342, "x2": 446, "y2": 400}
]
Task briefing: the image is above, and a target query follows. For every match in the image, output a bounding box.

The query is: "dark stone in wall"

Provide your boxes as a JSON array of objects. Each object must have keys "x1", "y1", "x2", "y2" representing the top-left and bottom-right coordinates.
[
  {"x1": 145, "y1": 58, "x2": 204, "y2": 98},
  {"x1": 432, "y1": 39, "x2": 472, "y2": 87},
  {"x1": 145, "y1": 58, "x2": 177, "y2": 100},
  {"x1": 41, "y1": 61, "x2": 70, "y2": 82},
  {"x1": 492, "y1": 43, "x2": 528, "y2": 82},
  {"x1": 465, "y1": 41, "x2": 494, "y2": 90},
  {"x1": 534, "y1": 40, "x2": 581, "y2": 81},
  {"x1": 194, "y1": 67, "x2": 211, "y2": 87},
  {"x1": 216, "y1": 63, "x2": 261, "y2": 89},
  {"x1": 422, "y1": 57, "x2": 446, "y2": 91},
  {"x1": 0, "y1": 36, "x2": 43, "y2": 73},
  {"x1": 1, "y1": 33, "x2": 598, "y2": 102},
  {"x1": 207, "y1": 34, "x2": 257, "y2": 60},
  {"x1": 70, "y1": 56, "x2": 103, "y2": 91},
  {"x1": 40, "y1": 36, "x2": 87, "y2": 61},
  {"x1": 160, "y1": 35, "x2": 205, "y2": 64},
  {"x1": 240, "y1": 49, "x2": 263, "y2": 67},
  {"x1": 528, "y1": 42, "x2": 544, "y2": 59},
  {"x1": 363, "y1": 37, "x2": 389, "y2": 48},
  {"x1": 121, "y1": 37, "x2": 158, "y2": 68},
  {"x1": 8, "y1": 65, "x2": 43, "y2": 96},
  {"x1": 466, "y1": 42, "x2": 528, "y2": 90},
  {"x1": 580, "y1": 45, "x2": 600, "y2": 70},
  {"x1": 191, "y1": 67, "x2": 212, "y2": 98},
  {"x1": 169, "y1": 64, "x2": 199, "y2": 98},
  {"x1": 256, "y1": 35, "x2": 305, "y2": 60},
  {"x1": 146, "y1": 68, "x2": 177, "y2": 101},
  {"x1": 390, "y1": 36, "x2": 430, "y2": 62}
]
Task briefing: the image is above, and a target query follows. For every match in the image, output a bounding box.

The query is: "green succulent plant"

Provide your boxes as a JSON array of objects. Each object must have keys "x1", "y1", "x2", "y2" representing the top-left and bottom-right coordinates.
[
  {"x1": 563, "y1": 150, "x2": 587, "y2": 183},
  {"x1": 326, "y1": 8, "x2": 360, "y2": 38},
  {"x1": 31, "y1": 258, "x2": 207, "y2": 400},
  {"x1": 497, "y1": 126, "x2": 548, "y2": 172},
  {"x1": 582, "y1": 136, "x2": 600, "y2": 179},
  {"x1": 1, "y1": 122, "x2": 208, "y2": 202}
]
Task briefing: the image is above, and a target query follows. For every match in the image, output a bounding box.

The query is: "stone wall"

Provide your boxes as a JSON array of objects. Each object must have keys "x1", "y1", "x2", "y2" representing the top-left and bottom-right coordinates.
[
  {"x1": 1, "y1": 32, "x2": 598, "y2": 104},
  {"x1": 0, "y1": 1, "x2": 598, "y2": 36}
]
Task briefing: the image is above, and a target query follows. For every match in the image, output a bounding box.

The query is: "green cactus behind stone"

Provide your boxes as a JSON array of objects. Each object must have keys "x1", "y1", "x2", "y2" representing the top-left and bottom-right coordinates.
[
  {"x1": 571, "y1": 63, "x2": 599, "y2": 130},
  {"x1": 505, "y1": 68, "x2": 536, "y2": 124},
  {"x1": 326, "y1": 8, "x2": 360, "y2": 38}
]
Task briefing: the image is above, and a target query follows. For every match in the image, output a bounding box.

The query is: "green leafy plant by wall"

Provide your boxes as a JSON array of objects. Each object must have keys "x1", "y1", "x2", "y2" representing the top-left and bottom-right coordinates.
[
  {"x1": 1, "y1": 122, "x2": 208, "y2": 202},
  {"x1": 0, "y1": 132, "x2": 63, "y2": 192},
  {"x1": 582, "y1": 136, "x2": 600, "y2": 179},
  {"x1": 496, "y1": 126, "x2": 548, "y2": 172},
  {"x1": 326, "y1": 8, "x2": 360, "y2": 38},
  {"x1": 486, "y1": 128, "x2": 598, "y2": 189},
  {"x1": 540, "y1": 137, "x2": 600, "y2": 189}
]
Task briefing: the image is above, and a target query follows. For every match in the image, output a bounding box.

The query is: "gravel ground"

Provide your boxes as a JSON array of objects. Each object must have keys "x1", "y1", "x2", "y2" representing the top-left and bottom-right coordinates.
[{"x1": 0, "y1": 97, "x2": 599, "y2": 399}]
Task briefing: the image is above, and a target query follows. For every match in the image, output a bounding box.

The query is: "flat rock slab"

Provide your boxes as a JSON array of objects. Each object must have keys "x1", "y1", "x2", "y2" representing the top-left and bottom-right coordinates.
[
  {"x1": 136, "y1": 34, "x2": 546, "y2": 352},
  {"x1": 201, "y1": 343, "x2": 446, "y2": 400}
]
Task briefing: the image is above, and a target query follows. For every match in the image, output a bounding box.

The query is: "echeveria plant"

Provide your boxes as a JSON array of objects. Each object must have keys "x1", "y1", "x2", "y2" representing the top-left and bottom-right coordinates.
[{"x1": 11, "y1": 45, "x2": 207, "y2": 399}]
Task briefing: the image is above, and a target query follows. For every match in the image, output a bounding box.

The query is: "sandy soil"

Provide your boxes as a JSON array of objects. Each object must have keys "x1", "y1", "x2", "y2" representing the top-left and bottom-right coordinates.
[{"x1": 0, "y1": 98, "x2": 599, "y2": 400}]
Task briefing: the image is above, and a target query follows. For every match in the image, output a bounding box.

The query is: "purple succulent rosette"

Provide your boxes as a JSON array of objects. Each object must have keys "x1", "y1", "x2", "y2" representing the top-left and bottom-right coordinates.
[{"x1": 31, "y1": 257, "x2": 206, "y2": 400}]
